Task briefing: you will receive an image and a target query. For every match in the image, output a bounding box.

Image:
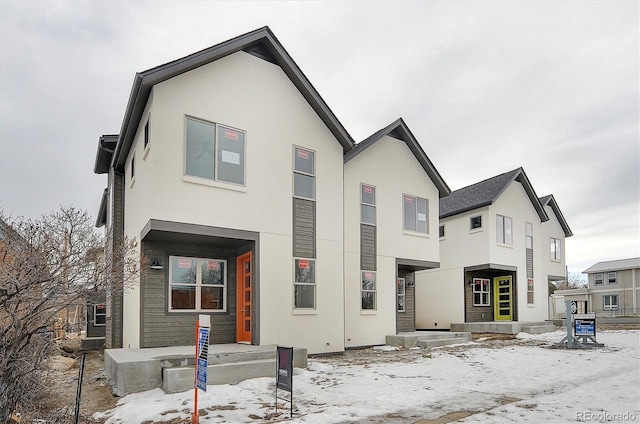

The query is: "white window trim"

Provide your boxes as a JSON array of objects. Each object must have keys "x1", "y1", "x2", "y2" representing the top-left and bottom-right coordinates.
[
  {"x1": 472, "y1": 278, "x2": 491, "y2": 306},
  {"x1": 361, "y1": 270, "x2": 377, "y2": 311},
  {"x1": 292, "y1": 145, "x2": 316, "y2": 201},
  {"x1": 293, "y1": 257, "x2": 316, "y2": 310},
  {"x1": 168, "y1": 256, "x2": 227, "y2": 313},
  {"x1": 184, "y1": 115, "x2": 247, "y2": 187},
  {"x1": 607, "y1": 271, "x2": 617, "y2": 284}
]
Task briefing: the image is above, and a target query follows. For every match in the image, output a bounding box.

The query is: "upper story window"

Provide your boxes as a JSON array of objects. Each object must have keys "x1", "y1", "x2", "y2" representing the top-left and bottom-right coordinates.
[
  {"x1": 185, "y1": 117, "x2": 246, "y2": 185},
  {"x1": 169, "y1": 256, "x2": 227, "y2": 312},
  {"x1": 439, "y1": 225, "x2": 445, "y2": 238},
  {"x1": 361, "y1": 184, "x2": 376, "y2": 225},
  {"x1": 550, "y1": 237, "x2": 561, "y2": 261},
  {"x1": 608, "y1": 272, "x2": 617, "y2": 284},
  {"x1": 525, "y1": 222, "x2": 533, "y2": 249},
  {"x1": 403, "y1": 195, "x2": 428, "y2": 234},
  {"x1": 470, "y1": 215, "x2": 482, "y2": 230},
  {"x1": 293, "y1": 147, "x2": 315, "y2": 200},
  {"x1": 496, "y1": 214, "x2": 513, "y2": 245},
  {"x1": 594, "y1": 273, "x2": 603, "y2": 285}
]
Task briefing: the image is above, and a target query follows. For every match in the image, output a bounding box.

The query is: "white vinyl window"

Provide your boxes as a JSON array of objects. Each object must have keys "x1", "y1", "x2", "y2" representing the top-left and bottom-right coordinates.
[
  {"x1": 294, "y1": 258, "x2": 315, "y2": 309},
  {"x1": 608, "y1": 272, "x2": 617, "y2": 284},
  {"x1": 169, "y1": 256, "x2": 226, "y2": 312},
  {"x1": 397, "y1": 278, "x2": 405, "y2": 312},
  {"x1": 361, "y1": 184, "x2": 376, "y2": 225},
  {"x1": 550, "y1": 237, "x2": 562, "y2": 261},
  {"x1": 361, "y1": 271, "x2": 377, "y2": 310},
  {"x1": 496, "y1": 215, "x2": 513, "y2": 245},
  {"x1": 603, "y1": 294, "x2": 618, "y2": 310},
  {"x1": 403, "y1": 194, "x2": 428, "y2": 234},
  {"x1": 473, "y1": 278, "x2": 490, "y2": 306},
  {"x1": 185, "y1": 117, "x2": 246, "y2": 185},
  {"x1": 293, "y1": 147, "x2": 315, "y2": 200}
]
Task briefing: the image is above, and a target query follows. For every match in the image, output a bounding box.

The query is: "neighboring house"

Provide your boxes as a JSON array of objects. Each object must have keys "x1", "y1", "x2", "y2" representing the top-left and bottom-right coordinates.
[
  {"x1": 415, "y1": 168, "x2": 572, "y2": 329},
  {"x1": 93, "y1": 27, "x2": 449, "y2": 354},
  {"x1": 343, "y1": 119, "x2": 450, "y2": 347},
  {"x1": 582, "y1": 258, "x2": 639, "y2": 316}
]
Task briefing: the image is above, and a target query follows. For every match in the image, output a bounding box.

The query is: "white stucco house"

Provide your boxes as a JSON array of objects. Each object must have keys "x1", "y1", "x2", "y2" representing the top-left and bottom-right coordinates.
[
  {"x1": 93, "y1": 27, "x2": 450, "y2": 355},
  {"x1": 415, "y1": 168, "x2": 572, "y2": 329}
]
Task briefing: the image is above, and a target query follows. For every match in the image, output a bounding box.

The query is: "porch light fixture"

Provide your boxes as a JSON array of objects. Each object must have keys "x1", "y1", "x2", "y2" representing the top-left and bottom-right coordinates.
[{"x1": 150, "y1": 258, "x2": 164, "y2": 270}]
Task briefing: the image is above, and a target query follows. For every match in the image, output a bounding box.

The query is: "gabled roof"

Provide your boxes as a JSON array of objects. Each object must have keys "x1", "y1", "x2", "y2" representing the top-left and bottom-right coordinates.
[
  {"x1": 440, "y1": 167, "x2": 548, "y2": 221},
  {"x1": 539, "y1": 194, "x2": 573, "y2": 237},
  {"x1": 106, "y1": 26, "x2": 354, "y2": 171},
  {"x1": 583, "y1": 257, "x2": 640, "y2": 274},
  {"x1": 344, "y1": 118, "x2": 450, "y2": 197}
]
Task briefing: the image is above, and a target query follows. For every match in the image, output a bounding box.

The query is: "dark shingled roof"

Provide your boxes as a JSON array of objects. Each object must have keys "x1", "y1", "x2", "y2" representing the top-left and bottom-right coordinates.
[
  {"x1": 440, "y1": 167, "x2": 548, "y2": 221},
  {"x1": 539, "y1": 194, "x2": 573, "y2": 237},
  {"x1": 344, "y1": 118, "x2": 450, "y2": 197}
]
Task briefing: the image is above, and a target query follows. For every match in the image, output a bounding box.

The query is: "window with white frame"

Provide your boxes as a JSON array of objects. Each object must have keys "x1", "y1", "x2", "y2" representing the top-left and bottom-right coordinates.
[
  {"x1": 361, "y1": 271, "x2": 376, "y2": 310},
  {"x1": 185, "y1": 117, "x2": 246, "y2": 185},
  {"x1": 470, "y1": 215, "x2": 482, "y2": 230},
  {"x1": 527, "y1": 278, "x2": 534, "y2": 304},
  {"x1": 403, "y1": 195, "x2": 428, "y2": 234},
  {"x1": 361, "y1": 184, "x2": 376, "y2": 225},
  {"x1": 594, "y1": 273, "x2": 603, "y2": 285},
  {"x1": 397, "y1": 278, "x2": 405, "y2": 312},
  {"x1": 608, "y1": 272, "x2": 617, "y2": 284},
  {"x1": 439, "y1": 225, "x2": 445, "y2": 238},
  {"x1": 603, "y1": 294, "x2": 618, "y2": 310},
  {"x1": 525, "y1": 222, "x2": 533, "y2": 249},
  {"x1": 550, "y1": 237, "x2": 561, "y2": 261},
  {"x1": 294, "y1": 258, "x2": 315, "y2": 309},
  {"x1": 169, "y1": 256, "x2": 226, "y2": 312},
  {"x1": 496, "y1": 215, "x2": 513, "y2": 245},
  {"x1": 473, "y1": 278, "x2": 490, "y2": 306},
  {"x1": 293, "y1": 147, "x2": 315, "y2": 200}
]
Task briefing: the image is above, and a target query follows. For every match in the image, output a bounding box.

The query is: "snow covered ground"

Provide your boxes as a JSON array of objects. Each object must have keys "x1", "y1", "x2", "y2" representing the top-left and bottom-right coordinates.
[{"x1": 95, "y1": 330, "x2": 640, "y2": 423}]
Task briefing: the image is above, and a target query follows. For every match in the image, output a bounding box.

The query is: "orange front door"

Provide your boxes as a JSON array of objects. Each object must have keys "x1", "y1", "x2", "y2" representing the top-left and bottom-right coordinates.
[{"x1": 236, "y1": 252, "x2": 252, "y2": 343}]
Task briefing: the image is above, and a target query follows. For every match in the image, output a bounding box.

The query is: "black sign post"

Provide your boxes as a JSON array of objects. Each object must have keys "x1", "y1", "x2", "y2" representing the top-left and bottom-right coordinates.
[{"x1": 275, "y1": 346, "x2": 294, "y2": 417}]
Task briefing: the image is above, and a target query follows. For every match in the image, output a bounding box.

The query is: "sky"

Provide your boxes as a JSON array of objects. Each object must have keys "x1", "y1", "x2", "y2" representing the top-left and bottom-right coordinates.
[
  {"x1": 95, "y1": 330, "x2": 639, "y2": 423},
  {"x1": 0, "y1": 1, "x2": 638, "y2": 276}
]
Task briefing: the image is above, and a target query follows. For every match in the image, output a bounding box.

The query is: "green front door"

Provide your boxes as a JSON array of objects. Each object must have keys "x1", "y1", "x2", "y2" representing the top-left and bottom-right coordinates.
[{"x1": 493, "y1": 276, "x2": 513, "y2": 321}]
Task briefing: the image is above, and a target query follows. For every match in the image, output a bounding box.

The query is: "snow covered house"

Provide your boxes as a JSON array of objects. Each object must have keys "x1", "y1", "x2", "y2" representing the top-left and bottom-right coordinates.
[
  {"x1": 93, "y1": 27, "x2": 449, "y2": 355},
  {"x1": 415, "y1": 168, "x2": 572, "y2": 330}
]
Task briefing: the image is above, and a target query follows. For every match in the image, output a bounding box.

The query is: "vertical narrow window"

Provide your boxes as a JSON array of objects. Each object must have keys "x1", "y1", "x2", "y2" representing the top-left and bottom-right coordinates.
[
  {"x1": 525, "y1": 222, "x2": 533, "y2": 249},
  {"x1": 403, "y1": 195, "x2": 429, "y2": 234},
  {"x1": 361, "y1": 271, "x2": 376, "y2": 310},
  {"x1": 594, "y1": 273, "x2": 603, "y2": 285},
  {"x1": 144, "y1": 119, "x2": 150, "y2": 149},
  {"x1": 527, "y1": 278, "x2": 534, "y2": 304},
  {"x1": 496, "y1": 215, "x2": 513, "y2": 245},
  {"x1": 397, "y1": 278, "x2": 405, "y2": 312},
  {"x1": 473, "y1": 278, "x2": 490, "y2": 306},
  {"x1": 294, "y1": 258, "x2": 315, "y2": 309},
  {"x1": 550, "y1": 237, "x2": 561, "y2": 261},
  {"x1": 361, "y1": 184, "x2": 376, "y2": 225},
  {"x1": 470, "y1": 215, "x2": 482, "y2": 230},
  {"x1": 293, "y1": 147, "x2": 315, "y2": 200},
  {"x1": 608, "y1": 272, "x2": 617, "y2": 284}
]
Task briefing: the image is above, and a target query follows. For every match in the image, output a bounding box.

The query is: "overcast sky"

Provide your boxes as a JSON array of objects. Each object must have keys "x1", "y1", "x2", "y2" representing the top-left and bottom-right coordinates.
[{"x1": 0, "y1": 1, "x2": 638, "y2": 276}]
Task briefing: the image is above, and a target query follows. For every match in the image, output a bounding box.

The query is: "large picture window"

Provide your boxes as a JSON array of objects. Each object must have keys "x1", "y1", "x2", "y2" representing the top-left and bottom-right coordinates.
[
  {"x1": 294, "y1": 258, "x2": 315, "y2": 309},
  {"x1": 496, "y1": 214, "x2": 513, "y2": 245},
  {"x1": 293, "y1": 147, "x2": 315, "y2": 200},
  {"x1": 473, "y1": 278, "x2": 490, "y2": 306},
  {"x1": 550, "y1": 237, "x2": 561, "y2": 261},
  {"x1": 185, "y1": 117, "x2": 245, "y2": 185},
  {"x1": 403, "y1": 195, "x2": 428, "y2": 234},
  {"x1": 361, "y1": 184, "x2": 376, "y2": 225},
  {"x1": 361, "y1": 271, "x2": 376, "y2": 310},
  {"x1": 169, "y1": 256, "x2": 226, "y2": 312}
]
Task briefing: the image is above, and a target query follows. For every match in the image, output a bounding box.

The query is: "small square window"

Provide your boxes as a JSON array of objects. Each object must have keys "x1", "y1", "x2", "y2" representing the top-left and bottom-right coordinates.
[{"x1": 470, "y1": 215, "x2": 482, "y2": 230}]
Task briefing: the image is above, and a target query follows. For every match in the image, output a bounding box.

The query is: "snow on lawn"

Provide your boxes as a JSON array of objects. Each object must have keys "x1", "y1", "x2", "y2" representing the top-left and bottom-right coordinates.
[{"x1": 95, "y1": 330, "x2": 640, "y2": 423}]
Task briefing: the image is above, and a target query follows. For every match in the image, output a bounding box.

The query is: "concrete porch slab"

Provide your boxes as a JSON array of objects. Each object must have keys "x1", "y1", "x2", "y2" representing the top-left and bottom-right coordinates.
[
  {"x1": 450, "y1": 322, "x2": 556, "y2": 335},
  {"x1": 104, "y1": 344, "x2": 307, "y2": 397}
]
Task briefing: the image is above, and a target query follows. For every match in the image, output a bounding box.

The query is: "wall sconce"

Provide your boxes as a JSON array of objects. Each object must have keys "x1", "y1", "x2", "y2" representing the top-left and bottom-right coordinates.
[{"x1": 150, "y1": 258, "x2": 164, "y2": 270}]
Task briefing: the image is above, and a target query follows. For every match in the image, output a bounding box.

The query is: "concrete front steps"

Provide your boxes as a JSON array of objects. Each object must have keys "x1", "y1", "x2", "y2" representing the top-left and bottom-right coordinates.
[
  {"x1": 105, "y1": 344, "x2": 307, "y2": 396},
  {"x1": 386, "y1": 331, "x2": 472, "y2": 349},
  {"x1": 450, "y1": 321, "x2": 557, "y2": 335}
]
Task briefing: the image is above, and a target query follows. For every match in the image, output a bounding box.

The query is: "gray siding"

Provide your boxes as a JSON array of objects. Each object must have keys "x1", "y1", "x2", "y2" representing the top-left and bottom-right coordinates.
[
  {"x1": 140, "y1": 240, "x2": 247, "y2": 348},
  {"x1": 360, "y1": 224, "x2": 376, "y2": 271},
  {"x1": 396, "y1": 271, "x2": 415, "y2": 333},
  {"x1": 293, "y1": 198, "x2": 315, "y2": 258}
]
